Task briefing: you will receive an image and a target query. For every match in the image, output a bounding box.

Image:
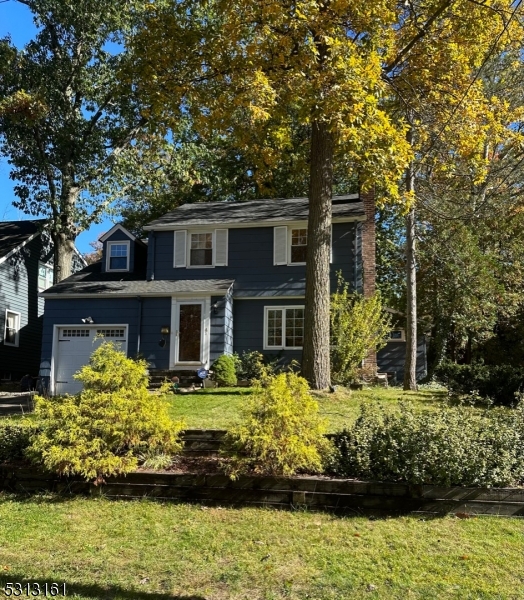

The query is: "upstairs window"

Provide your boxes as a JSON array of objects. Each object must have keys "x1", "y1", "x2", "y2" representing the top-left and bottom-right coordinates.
[
  {"x1": 174, "y1": 229, "x2": 228, "y2": 268},
  {"x1": 190, "y1": 232, "x2": 213, "y2": 266},
  {"x1": 290, "y1": 228, "x2": 307, "y2": 264},
  {"x1": 38, "y1": 262, "x2": 54, "y2": 291},
  {"x1": 107, "y1": 241, "x2": 130, "y2": 272},
  {"x1": 4, "y1": 310, "x2": 20, "y2": 347}
]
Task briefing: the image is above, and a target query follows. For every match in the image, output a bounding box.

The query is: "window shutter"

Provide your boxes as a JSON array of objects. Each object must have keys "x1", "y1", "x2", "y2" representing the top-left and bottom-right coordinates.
[
  {"x1": 274, "y1": 226, "x2": 288, "y2": 265},
  {"x1": 215, "y1": 229, "x2": 228, "y2": 266},
  {"x1": 174, "y1": 230, "x2": 187, "y2": 267}
]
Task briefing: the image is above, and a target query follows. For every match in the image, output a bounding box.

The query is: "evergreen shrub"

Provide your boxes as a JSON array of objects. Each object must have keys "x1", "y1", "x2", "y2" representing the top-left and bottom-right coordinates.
[
  {"x1": 329, "y1": 402, "x2": 524, "y2": 487},
  {"x1": 436, "y1": 361, "x2": 524, "y2": 406},
  {"x1": 0, "y1": 420, "x2": 38, "y2": 462},
  {"x1": 211, "y1": 354, "x2": 238, "y2": 386},
  {"x1": 224, "y1": 372, "x2": 331, "y2": 477},
  {"x1": 28, "y1": 341, "x2": 185, "y2": 481},
  {"x1": 234, "y1": 350, "x2": 275, "y2": 383}
]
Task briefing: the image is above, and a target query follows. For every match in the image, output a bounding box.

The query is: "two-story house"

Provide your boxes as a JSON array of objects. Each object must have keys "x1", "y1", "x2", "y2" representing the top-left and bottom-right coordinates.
[
  {"x1": 39, "y1": 193, "x2": 425, "y2": 395},
  {"x1": 0, "y1": 219, "x2": 85, "y2": 384}
]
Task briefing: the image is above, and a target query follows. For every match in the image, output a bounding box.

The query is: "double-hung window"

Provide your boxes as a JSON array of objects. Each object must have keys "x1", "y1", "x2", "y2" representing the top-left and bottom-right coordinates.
[
  {"x1": 107, "y1": 241, "x2": 130, "y2": 272},
  {"x1": 264, "y1": 306, "x2": 304, "y2": 349},
  {"x1": 4, "y1": 310, "x2": 20, "y2": 347},
  {"x1": 38, "y1": 262, "x2": 54, "y2": 291},
  {"x1": 190, "y1": 232, "x2": 213, "y2": 266},
  {"x1": 173, "y1": 229, "x2": 228, "y2": 268},
  {"x1": 290, "y1": 228, "x2": 307, "y2": 263}
]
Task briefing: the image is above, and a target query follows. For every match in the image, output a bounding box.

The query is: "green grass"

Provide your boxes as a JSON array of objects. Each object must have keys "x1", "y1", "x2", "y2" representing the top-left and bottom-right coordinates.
[
  {"x1": 0, "y1": 496, "x2": 521, "y2": 599},
  {"x1": 167, "y1": 386, "x2": 449, "y2": 432}
]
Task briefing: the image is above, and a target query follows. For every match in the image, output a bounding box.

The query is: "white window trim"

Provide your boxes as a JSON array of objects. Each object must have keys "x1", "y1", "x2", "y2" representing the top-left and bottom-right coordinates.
[
  {"x1": 387, "y1": 328, "x2": 406, "y2": 342},
  {"x1": 187, "y1": 231, "x2": 215, "y2": 269},
  {"x1": 4, "y1": 309, "x2": 21, "y2": 347},
  {"x1": 288, "y1": 227, "x2": 308, "y2": 265},
  {"x1": 106, "y1": 240, "x2": 130, "y2": 272},
  {"x1": 38, "y1": 261, "x2": 54, "y2": 292},
  {"x1": 263, "y1": 305, "x2": 304, "y2": 350},
  {"x1": 170, "y1": 297, "x2": 210, "y2": 368}
]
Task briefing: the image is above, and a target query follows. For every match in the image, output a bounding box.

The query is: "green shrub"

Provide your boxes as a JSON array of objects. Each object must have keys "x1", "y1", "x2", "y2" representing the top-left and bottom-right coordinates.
[
  {"x1": 329, "y1": 402, "x2": 524, "y2": 487},
  {"x1": 211, "y1": 354, "x2": 238, "y2": 386},
  {"x1": 234, "y1": 350, "x2": 276, "y2": 382},
  {"x1": 224, "y1": 372, "x2": 331, "y2": 477},
  {"x1": 0, "y1": 420, "x2": 38, "y2": 462},
  {"x1": 436, "y1": 361, "x2": 524, "y2": 406},
  {"x1": 330, "y1": 274, "x2": 391, "y2": 384},
  {"x1": 28, "y1": 341, "x2": 185, "y2": 482}
]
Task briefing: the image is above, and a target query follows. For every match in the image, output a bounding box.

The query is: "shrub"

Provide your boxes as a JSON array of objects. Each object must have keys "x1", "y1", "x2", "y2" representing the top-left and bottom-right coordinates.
[
  {"x1": 0, "y1": 420, "x2": 38, "y2": 462},
  {"x1": 28, "y1": 341, "x2": 185, "y2": 482},
  {"x1": 224, "y1": 372, "x2": 331, "y2": 477},
  {"x1": 436, "y1": 361, "x2": 524, "y2": 406},
  {"x1": 329, "y1": 402, "x2": 524, "y2": 487},
  {"x1": 211, "y1": 354, "x2": 238, "y2": 386},
  {"x1": 234, "y1": 350, "x2": 276, "y2": 382},
  {"x1": 330, "y1": 274, "x2": 391, "y2": 384}
]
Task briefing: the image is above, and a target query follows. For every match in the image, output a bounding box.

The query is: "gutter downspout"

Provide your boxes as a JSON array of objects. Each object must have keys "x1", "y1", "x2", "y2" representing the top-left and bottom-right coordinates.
[{"x1": 136, "y1": 296, "x2": 142, "y2": 356}]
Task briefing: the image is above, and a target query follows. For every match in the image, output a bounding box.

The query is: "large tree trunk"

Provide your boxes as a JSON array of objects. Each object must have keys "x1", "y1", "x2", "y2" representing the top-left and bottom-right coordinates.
[
  {"x1": 404, "y1": 188, "x2": 418, "y2": 390},
  {"x1": 52, "y1": 187, "x2": 79, "y2": 283},
  {"x1": 302, "y1": 120, "x2": 334, "y2": 390}
]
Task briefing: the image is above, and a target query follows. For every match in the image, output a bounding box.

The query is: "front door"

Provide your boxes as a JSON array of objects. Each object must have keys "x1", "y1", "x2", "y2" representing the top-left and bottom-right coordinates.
[{"x1": 174, "y1": 301, "x2": 205, "y2": 364}]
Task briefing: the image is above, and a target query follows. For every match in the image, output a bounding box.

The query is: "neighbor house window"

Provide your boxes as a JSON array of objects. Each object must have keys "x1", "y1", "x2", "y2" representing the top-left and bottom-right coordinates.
[
  {"x1": 4, "y1": 310, "x2": 20, "y2": 347},
  {"x1": 386, "y1": 329, "x2": 405, "y2": 342},
  {"x1": 190, "y1": 232, "x2": 213, "y2": 266},
  {"x1": 264, "y1": 306, "x2": 304, "y2": 349},
  {"x1": 107, "y1": 241, "x2": 130, "y2": 271},
  {"x1": 38, "y1": 262, "x2": 54, "y2": 291},
  {"x1": 290, "y1": 228, "x2": 307, "y2": 263}
]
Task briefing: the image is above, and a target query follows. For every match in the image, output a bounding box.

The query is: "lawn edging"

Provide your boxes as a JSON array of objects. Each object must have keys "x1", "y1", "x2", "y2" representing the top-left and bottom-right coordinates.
[{"x1": 1, "y1": 463, "x2": 523, "y2": 517}]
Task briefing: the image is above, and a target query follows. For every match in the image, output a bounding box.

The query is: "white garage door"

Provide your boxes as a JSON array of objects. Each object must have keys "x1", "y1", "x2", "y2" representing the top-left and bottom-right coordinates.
[{"x1": 55, "y1": 327, "x2": 128, "y2": 395}]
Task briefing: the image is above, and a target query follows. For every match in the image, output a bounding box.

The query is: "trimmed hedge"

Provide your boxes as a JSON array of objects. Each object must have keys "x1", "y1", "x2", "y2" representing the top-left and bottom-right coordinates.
[{"x1": 329, "y1": 402, "x2": 524, "y2": 487}]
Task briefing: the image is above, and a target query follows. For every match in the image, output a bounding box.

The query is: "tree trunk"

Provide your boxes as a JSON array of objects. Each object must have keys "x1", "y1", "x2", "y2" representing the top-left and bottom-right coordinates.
[
  {"x1": 302, "y1": 120, "x2": 334, "y2": 390},
  {"x1": 53, "y1": 187, "x2": 79, "y2": 283},
  {"x1": 404, "y1": 154, "x2": 418, "y2": 391}
]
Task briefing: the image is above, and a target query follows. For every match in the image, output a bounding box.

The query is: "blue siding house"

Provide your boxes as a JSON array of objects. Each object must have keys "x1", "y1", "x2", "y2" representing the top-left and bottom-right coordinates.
[
  {"x1": 40, "y1": 194, "x2": 425, "y2": 394},
  {"x1": 0, "y1": 219, "x2": 85, "y2": 384}
]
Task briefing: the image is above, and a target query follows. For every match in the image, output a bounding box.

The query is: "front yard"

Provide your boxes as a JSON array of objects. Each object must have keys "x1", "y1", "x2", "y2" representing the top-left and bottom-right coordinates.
[
  {"x1": 0, "y1": 495, "x2": 522, "y2": 600},
  {"x1": 165, "y1": 385, "x2": 449, "y2": 431}
]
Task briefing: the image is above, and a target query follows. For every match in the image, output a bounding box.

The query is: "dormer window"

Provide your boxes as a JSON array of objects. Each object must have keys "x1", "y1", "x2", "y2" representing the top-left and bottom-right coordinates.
[{"x1": 107, "y1": 241, "x2": 130, "y2": 272}]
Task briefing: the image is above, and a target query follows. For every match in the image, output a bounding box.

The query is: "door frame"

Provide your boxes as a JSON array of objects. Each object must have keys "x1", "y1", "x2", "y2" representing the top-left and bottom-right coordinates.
[{"x1": 169, "y1": 297, "x2": 210, "y2": 368}]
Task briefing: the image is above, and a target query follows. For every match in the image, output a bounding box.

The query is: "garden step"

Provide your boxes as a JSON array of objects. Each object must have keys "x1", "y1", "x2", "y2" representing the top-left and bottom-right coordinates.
[{"x1": 180, "y1": 429, "x2": 227, "y2": 456}]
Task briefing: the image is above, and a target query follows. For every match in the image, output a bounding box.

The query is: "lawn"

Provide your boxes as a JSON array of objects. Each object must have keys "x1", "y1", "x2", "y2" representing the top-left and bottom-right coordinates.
[
  {"x1": 0, "y1": 496, "x2": 521, "y2": 600},
  {"x1": 166, "y1": 385, "x2": 448, "y2": 431}
]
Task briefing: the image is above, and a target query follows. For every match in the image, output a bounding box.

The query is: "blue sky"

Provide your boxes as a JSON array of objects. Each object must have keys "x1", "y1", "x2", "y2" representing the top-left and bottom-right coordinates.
[{"x1": 0, "y1": 1, "x2": 116, "y2": 254}]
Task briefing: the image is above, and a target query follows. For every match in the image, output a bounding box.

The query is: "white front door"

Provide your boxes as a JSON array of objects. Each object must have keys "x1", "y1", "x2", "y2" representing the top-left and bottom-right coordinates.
[
  {"x1": 54, "y1": 326, "x2": 128, "y2": 395},
  {"x1": 172, "y1": 299, "x2": 209, "y2": 367}
]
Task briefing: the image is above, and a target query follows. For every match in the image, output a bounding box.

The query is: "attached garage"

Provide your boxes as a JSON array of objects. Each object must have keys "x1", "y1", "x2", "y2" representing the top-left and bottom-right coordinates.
[{"x1": 53, "y1": 325, "x2": 128, "y2": 395}]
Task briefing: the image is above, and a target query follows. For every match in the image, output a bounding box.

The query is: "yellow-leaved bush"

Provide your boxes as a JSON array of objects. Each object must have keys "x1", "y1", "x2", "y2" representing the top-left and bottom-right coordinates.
[
  {"x1": 28, "y1": 341, "x2": 185, "y2": 482},
  {"x1": 223, "y1": 372, "x2": 331, "y2": 478}
]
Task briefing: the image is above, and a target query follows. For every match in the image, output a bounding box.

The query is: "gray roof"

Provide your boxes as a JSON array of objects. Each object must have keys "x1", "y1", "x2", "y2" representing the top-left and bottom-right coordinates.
[
  {"x1": 0, "y1": 219, "x2": 46, "y2": 260},
  {"x1": 41, "y1": 261, "x2": 234, "y2": 296},
  {"x1": 144, "y1": 194, "x2": 363, "y2": 229}
]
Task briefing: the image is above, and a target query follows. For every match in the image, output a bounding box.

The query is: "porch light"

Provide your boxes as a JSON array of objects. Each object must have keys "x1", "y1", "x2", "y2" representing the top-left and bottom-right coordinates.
[
  {"x1": 160, "y1": 326, "x2": 170, "y2": 335},
  {"x1": 81, "y1": 316, "x2": 94, "y2": 324}
]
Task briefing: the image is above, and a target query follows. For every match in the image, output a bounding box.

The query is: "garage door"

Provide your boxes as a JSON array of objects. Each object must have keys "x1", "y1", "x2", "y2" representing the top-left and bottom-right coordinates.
[{"x1": 55, "y1": 327, "x2": 128, "y2": 395}]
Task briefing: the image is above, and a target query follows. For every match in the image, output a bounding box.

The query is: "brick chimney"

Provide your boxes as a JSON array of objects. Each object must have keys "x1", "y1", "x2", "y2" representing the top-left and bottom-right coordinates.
[
  {"x1": 360, "y1": 187, "x2": 377, "y2": 373},
  {"x1": 360, "y1": 187, "x2": 376, "y2": 299}
]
